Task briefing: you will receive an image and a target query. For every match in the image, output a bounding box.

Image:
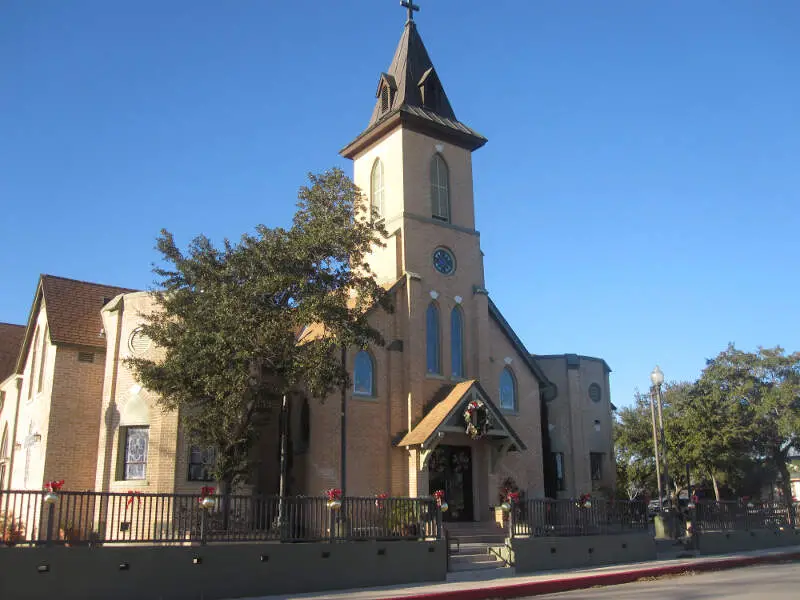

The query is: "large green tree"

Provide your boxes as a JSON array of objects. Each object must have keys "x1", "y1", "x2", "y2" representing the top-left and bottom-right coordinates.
[
  {"x1": 126, "y1": 168, "x2": 389, "y2": 495},
  {"x1": 697, "y1": 345, "x2": 800, "y2": 506}
]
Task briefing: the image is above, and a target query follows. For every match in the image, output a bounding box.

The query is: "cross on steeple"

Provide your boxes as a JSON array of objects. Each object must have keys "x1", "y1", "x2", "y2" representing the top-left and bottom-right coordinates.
[{"x1": 401, "y1": 0, "x2": 419, "y2": 22}]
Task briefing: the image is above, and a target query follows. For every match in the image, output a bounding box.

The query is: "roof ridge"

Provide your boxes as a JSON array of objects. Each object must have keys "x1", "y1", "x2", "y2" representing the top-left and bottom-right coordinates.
[
  {"x1": 41, "y1": 273, "x2": 139, "y2": 292},
  {"x1": 0, "y1": 322, "x2": 25, "y2": 328}
]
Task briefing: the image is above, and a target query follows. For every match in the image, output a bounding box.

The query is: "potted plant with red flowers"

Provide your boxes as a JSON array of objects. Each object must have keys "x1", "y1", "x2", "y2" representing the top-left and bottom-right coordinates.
[
  {"x1": 199, "y1": 486, "x2": 216, "y2": 510},
  {"x1": 325, "y1": 488, "x2": 342, "y2": 510},
  {"x1": 43, "y1": 479, "x2": 64, "y2": 505}
]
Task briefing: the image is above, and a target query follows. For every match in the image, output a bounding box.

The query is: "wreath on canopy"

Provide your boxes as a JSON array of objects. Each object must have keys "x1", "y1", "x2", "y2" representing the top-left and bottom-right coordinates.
[{"x1": 463, "y1": 399, "x2": 493, "y2": 440}]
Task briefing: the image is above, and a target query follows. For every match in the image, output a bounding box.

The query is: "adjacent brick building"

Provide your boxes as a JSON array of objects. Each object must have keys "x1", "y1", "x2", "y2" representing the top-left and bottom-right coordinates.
[{"x1": 0, "y1": 16, "x2": 615, "y2": 522}]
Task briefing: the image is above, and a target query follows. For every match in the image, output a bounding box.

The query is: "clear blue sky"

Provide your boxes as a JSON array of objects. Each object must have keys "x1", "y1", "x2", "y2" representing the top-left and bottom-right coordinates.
[{"x1": 1, "y1": 1, "x2": 798, "y2": 406}]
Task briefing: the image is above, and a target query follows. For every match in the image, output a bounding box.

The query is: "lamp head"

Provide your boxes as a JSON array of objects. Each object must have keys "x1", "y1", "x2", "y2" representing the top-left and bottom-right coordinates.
[{"x1": 650, "y1": 365, "x2": 665, "y2": 386}]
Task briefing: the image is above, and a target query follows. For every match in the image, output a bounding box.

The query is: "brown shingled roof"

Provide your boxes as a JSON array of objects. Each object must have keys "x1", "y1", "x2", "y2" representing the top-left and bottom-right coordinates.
[
  {"x1": 398, "y1": 380, "x2": 526, "y2": 451},
  {"x1": 40, "y1": 275, "x2": 138, "y2": 348},
  {"x1": 0, "y1": 323, "x2": 25, "y2": 382}
]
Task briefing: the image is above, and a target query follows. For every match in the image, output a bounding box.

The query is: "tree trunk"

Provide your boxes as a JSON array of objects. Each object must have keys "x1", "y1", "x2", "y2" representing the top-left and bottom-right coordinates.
[{"x1": 711, "y1": 473, "x2": 721, "y2": 501}]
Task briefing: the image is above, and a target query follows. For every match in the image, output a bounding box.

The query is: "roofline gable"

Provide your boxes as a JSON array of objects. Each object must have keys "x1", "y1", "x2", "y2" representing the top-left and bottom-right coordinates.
[{"x1": 487, "y1": 297, "x2": 557, "y2": 401}]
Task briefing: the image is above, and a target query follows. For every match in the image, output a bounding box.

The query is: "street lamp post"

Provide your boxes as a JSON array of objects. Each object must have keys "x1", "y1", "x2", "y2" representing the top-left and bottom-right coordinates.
[
  {"x1": 650, "y1": 366, "x2": 671, "y2": 515},
  {"x1": 648, "y1": 383, "x2": 663, "y2": 512}
]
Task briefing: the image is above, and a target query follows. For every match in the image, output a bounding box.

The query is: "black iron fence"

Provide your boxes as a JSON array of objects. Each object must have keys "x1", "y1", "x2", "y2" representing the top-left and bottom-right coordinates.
[
  {"x1": 0, "y1": 490, "x2": 441, "y2": 546},
  {"x1": 508, "y1": 498, "x2": 649, "y2": 538},
  {"x1": 693, "y1": 500, "x2": 798, "y2": 532}
]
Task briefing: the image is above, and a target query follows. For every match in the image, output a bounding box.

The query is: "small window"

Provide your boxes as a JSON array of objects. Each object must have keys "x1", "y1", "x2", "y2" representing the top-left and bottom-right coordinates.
[
  {"x1": 78, "y1": 352, "x2": 95, "y2": 363},
  {"x1": 450, "y1": 307, "x2": 464, "y2": 378},
  {"x1": 499, "y1": 367, "x2": 516, "y2": 411},
  {"x1": 430, "y1": 154, "x2": 450, "y2": 222},
  {"x1": 590, "y1": 453, "x2": 603, "y2": 481},
  {"x1": 370, "y1": 158, "x2": 384, "y2": 219},
  {"x1": 426, "y1": 303, "x2": 441, "y2": 374},
  {"x1": 122, "y1": 426, "x2": 149, "y2": 480},
  {"x1": 353, "y1": 350, "x2": 375, "y2": 396},
  {"x1": 381, "y1": 85, "x2": 390, "y2": 113},
  {"x1": 553, "y1": 452, "x2": 565, "y2": 491},
  {"x1": 589, "y1": 383, "x2": 602, "y2": 403},
  {"x1": 188, "y1": 445, "x2": 216, "y2": 482}
]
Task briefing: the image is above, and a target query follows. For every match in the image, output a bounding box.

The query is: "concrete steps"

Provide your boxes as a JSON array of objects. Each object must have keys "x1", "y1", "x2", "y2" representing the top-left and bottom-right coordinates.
[
  {"x1": 445, "y1": 522, "x2": 508, "y2": 545},
  {"x1": 445, "y1": 524, "x2": 511, "y2": 573}
]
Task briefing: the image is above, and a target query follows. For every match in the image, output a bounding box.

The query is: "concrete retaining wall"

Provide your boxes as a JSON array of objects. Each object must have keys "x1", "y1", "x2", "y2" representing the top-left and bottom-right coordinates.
[
  {"x1": 509, "y1": 533, "x2": 657, "y2": 573},
  {"x1": 699, "y1": 528, "x2": 800, "y2": 555},
  {"x1": 0, "y1": 540, "x2": 446, "y2": 600}
]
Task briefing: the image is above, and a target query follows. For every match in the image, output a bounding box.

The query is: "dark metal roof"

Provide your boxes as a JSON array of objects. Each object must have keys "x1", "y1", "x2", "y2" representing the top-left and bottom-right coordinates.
[{"x1": 341, "y1": 21, "x2": 486, "y2": 158}]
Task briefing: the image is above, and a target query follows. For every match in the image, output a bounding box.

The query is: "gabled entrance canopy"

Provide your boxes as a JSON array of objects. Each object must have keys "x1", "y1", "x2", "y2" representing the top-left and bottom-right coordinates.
[{"x1": 398, "y1": 380, "x2": 526, "y2": 473}]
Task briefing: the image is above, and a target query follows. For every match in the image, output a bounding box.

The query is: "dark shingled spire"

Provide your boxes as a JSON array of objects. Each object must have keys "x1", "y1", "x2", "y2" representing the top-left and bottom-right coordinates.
[
  {"x1": 366, "y1": 21, "x2": 457, "y2": 127},
  {"x1": 341, "y1": 21, "x2": 486, "y2": 159}
]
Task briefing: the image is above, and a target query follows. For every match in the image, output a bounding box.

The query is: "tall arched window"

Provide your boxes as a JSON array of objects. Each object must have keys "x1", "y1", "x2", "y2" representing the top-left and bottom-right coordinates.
[
  {"x1": 353, "y1": 350, "x2": 375, "y2": 396},
  {"x1": 370, "y1": 158, "x2": 384, "y2": 218},
  {"x1": 499, "y1": 367, "x2": 516, "y2": 411},
  {"x1": 37, "y1": 326, "x2": 48, "y2": 393},
  {"x1": 426, "y1": 303, "x2": 441, "y2": 374},
  {"x1": 28, "y1": 327, "x2": 39, "y2": 399},
  {"x1": 430, "y1": 154, "x2": 450, "y2": 222},
  {"x1": 450, "y1": 307, "x2": 464, "y2": 378}
]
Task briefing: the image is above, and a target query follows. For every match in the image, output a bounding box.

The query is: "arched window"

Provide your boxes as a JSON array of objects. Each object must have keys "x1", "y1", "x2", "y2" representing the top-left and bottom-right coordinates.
[
  {"x1": 370, "y1": 158, "x2": 384, "y2": 218},
  {"x1": 499, "y1": 367, "x2": 516, "y2": 411},
  {"x1": 353, "y1": 350, "x2": 375, "y2": 396},
  {"x1": 450, "y1": 307, "x2": 464, "y2": 378},
  {"x1": 426, "y1": 302, "x2": 441, "y2": 374},
  {"x1": 37, "y1": 326, "x2": 48, "y2": 393},
  {"x1": 28, "y1": 327, "x2": 39, "y2": 399},
  {"x1": 430, "y1": 154, "x2": 450, "y2": 222}
]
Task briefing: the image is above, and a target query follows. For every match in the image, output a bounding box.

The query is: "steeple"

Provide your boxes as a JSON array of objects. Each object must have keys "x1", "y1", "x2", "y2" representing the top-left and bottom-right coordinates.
[{"x1": 341, "y1": 18, "x2": 486, "y2": 159}]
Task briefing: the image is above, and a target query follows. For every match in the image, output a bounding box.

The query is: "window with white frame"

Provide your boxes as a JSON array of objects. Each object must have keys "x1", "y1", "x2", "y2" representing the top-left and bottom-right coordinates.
[
  {"x1": 499, "y1": 367, "x2": 516, "y2": 410},
  {"x1": 353, "y1": 350, "x2": 375, "y2": 396},
  {"x1": 122, "y1": 426, "x2": 149, "y2": 480}
]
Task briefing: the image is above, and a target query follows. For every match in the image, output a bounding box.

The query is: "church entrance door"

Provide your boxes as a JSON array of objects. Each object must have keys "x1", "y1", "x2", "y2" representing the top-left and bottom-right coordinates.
[{"x1": 428, "y1": 445, "x2": 474, "y2": 522}]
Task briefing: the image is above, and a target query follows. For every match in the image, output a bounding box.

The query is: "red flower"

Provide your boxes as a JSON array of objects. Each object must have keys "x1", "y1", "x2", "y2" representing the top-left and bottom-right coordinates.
[
  {"x1": 200, "y1": 486, "x2": 216, "y2": 498},
  {"x1": 375, "y1": 492, "x2": 388, "y2": 509},
  {"x1": 432, "y1": 490, "x2": 445, "y2": 505},
  {"x1": 507, "y1": 491, "x2": 520, "y2": 503},
  {"x1": 44, "y1": 480, "x2": 64, "y2": 493},
  {"x1": 325, "y1": 488, "x2": 342, "y2": 501}
]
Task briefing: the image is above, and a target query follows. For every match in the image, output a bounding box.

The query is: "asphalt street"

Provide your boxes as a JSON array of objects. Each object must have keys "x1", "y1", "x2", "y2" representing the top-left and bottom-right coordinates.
[{"x1": 526, "y1": 561, "x2": 800, "y2": 599}]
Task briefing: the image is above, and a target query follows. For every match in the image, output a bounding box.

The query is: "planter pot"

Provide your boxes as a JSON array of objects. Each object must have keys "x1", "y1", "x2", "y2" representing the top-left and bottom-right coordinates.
[{"x1": 327, "y1": 499, "x2": 342, "y2": 510}]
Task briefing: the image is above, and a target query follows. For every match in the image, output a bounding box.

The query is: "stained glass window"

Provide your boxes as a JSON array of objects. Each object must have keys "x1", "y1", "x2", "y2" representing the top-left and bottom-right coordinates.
[
  {"x1": 499, "y1": 367, "x2": 516, "y2": 410},
  {"x1": 426, "y1": 303, "x2": 441, "y2": 374},
  {"x1": 353, "y1": 350, "x2": 374, "y2": 396},
  {"x1": 451, "y1": 307, "x2": 464, "y2": 378},
  {"x1": 123, "y1": 426, "x2": 149, "y2": 480}
]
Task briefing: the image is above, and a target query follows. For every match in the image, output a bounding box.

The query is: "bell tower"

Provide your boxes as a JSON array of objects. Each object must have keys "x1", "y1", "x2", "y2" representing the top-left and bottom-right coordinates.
[{"x1": 340, "y1": 5, "x2": 488, "y2": 287}]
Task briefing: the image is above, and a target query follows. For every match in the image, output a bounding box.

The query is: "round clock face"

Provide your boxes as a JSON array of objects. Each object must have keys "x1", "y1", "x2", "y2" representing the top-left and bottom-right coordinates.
[{"x1": 432, "y1": 248, "x2": 456, "y2": 275}]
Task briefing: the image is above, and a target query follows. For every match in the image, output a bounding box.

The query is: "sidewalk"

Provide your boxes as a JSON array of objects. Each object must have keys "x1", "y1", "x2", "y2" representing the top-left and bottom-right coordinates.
[{"x1": 227, "y1": 545, "x2": 800, "y2": 600}]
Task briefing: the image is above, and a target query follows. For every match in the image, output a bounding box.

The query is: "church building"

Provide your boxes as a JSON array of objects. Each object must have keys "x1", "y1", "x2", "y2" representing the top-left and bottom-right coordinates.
[{"x1": 0, "y1": 11, "x2": 614, "y2": 523}]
